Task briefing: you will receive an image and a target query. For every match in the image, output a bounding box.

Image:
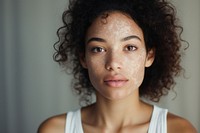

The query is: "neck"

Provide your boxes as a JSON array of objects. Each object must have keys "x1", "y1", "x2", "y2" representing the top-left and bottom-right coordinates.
[{"x1": 90, "y1": 90, "x2": 151, "y2": 128}]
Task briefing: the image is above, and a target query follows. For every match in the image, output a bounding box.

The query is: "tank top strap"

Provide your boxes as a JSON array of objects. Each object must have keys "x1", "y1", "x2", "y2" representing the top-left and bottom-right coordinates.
[
  {"x1": 148, "y1": 105, "x2": 168, "y2": 133},
  {"x1": 65, "y1": 109, "x2": 84, "y2": 133}
]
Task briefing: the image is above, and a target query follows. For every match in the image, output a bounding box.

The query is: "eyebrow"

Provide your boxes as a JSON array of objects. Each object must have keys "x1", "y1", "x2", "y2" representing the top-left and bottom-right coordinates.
[
  {"x1": 121, "y1": 35, "x2": 142, "y2": 42},
  {"x1": 86, "y1": 35, "x2": 142, "y2": 44},
  {"x1": 86, "y1": 37, "x2": 106, "y2": 44}
]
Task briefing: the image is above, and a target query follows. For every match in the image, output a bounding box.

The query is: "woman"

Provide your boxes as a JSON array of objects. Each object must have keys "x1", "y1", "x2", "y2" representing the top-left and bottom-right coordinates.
[{"x1": 38, "y1": 0, "x2": 197, "y2": 132}]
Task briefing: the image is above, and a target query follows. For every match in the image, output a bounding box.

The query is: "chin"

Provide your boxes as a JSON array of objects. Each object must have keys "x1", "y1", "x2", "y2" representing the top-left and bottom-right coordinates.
[{"x1": 98, "y1": 90, "x2": 136, "y2": 101}]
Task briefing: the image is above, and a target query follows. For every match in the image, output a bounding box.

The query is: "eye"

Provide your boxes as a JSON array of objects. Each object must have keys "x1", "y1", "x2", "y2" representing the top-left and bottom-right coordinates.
[
  {"x1": 91, "y1": 47, "x2": 106, "y2": 53},
  {"x1": 124, "y1": 45, "x2": 137, "y2": 51}
]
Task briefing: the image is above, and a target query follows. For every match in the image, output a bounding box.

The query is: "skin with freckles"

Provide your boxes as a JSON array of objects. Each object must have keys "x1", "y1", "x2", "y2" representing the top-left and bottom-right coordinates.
[
  {"x1": 81, "y1": 11, "x2": 154, "y2": 101},
  {"x1": 37, "y1": 11, "x2": 197, "y2": 133}
]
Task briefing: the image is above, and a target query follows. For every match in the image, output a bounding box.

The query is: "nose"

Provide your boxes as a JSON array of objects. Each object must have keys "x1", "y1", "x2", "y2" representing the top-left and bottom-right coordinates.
[{"x1": 105, "y1": 52, "x2": 122, "y2": 71}]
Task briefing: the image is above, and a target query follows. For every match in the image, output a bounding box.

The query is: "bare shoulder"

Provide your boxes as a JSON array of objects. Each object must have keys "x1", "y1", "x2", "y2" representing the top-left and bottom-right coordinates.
[
  {"x1": 37, "y1": 113, "x2": 66, "y2": 133},
  {"x1": 167, "y1": 112, "x2": 197, "y2": 133}
]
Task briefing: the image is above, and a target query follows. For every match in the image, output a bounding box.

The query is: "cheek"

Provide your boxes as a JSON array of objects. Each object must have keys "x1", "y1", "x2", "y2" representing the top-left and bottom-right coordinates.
[
  {"x1": 132, "y1": 64, "x2": 145, "y2": 88},
  {"x1": 126, "y1": 52, "x2": 146, "y2": 87},
  {"x1": 86, "y1": 57, "x2": 104, "y2": 85},
  {"x1": 86, "y1": 56, "x2": 104, "y2": 71}
]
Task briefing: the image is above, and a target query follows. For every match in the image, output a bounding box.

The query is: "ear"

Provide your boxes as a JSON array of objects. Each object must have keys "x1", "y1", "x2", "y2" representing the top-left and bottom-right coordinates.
[
  {"x1": 79, "y1": 53, "x2": 88, "y2": 69},
  {"x1": 145, "y1": 48, "x2": 155, "y2": 67}
]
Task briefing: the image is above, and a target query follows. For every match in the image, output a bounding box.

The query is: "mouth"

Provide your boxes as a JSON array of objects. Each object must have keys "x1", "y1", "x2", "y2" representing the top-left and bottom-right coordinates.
[{"x1": 104, "y1": 76, "x2": 129, "y2": 88}]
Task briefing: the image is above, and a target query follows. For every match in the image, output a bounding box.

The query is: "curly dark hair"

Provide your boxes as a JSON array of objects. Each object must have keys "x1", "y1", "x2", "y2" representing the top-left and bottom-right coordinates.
[{"x1": 54, "y1": 0, "x2": 184, "y2": 104}]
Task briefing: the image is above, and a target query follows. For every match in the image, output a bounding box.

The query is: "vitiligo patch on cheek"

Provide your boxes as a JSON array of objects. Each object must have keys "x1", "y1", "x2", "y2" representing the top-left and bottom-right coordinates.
[{"x1": 126, "y1": 50, "x2": 147, "y2": 87}]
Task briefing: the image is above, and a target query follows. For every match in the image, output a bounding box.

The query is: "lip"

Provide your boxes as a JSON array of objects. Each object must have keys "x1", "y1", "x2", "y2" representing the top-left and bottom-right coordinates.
[{"x1": 104, "y1": 75, "x2": 128, "y2": 88}]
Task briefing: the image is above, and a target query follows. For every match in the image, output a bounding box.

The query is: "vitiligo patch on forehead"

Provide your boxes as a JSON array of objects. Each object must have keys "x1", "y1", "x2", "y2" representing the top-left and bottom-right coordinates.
[{"x1": 89, "y1": 11, "x2": 144, "y2": 42}]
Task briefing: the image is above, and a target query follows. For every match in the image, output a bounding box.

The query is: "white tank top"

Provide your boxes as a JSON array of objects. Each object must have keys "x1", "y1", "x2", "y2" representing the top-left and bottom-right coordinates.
[{"x1": 65, "y1": 105, "x2": 168, "y2": 133}]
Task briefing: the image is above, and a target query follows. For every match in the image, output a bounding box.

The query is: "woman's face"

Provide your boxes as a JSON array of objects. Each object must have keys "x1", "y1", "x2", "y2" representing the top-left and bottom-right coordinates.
[{"x1": 81, "y1": 11, "x2": 154, "y2": 101}]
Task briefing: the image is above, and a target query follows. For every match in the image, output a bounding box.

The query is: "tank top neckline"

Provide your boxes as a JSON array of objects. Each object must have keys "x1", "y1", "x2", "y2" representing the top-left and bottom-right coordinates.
[{"x1": 76, "y1": 105, "x2": 161, "y2": 133}]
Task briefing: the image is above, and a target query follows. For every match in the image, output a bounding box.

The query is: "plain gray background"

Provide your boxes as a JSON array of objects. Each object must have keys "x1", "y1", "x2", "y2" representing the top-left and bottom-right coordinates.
[{"x1": 1, "y1": 0, "x2": 200, "y2": 132}]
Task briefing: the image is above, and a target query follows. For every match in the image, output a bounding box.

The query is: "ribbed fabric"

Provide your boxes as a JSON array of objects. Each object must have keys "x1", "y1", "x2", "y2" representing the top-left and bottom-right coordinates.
[
  {"x1": 65, "y1": 105, "x2": 168, "y2": 133},
  {"x1": 65, "y1": 109, "x2": 84, "y2": 133},
  {"x1": 148, "y1": 106, "x2": 168, "y2": 133}
]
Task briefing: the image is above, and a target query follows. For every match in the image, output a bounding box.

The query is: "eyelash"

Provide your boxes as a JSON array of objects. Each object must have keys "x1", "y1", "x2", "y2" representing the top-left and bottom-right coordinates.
[
  {"x1": 90, "y1": 45, "x2": 137, "y2": 53},
  {"x1": 91, "y1": 47, "x2": 106, "y2": 53},
  {"x1": 124, "y1": 45, "x2": 137, "y2": 51}
]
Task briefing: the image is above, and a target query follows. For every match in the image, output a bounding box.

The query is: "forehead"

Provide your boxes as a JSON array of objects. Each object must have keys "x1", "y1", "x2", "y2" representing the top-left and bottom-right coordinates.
[{"x1": 86, "y1": 11, "x2": 144, "y2": 39}]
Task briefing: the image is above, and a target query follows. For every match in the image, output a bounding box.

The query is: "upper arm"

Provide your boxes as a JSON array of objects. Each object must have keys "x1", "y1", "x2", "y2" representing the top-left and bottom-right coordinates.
[
  {"x1": 167, "y1": 113, "x2": 197, "y2": 133},
  {"x1": 37, "y1": 114, "x2": 66, "y2": 133}
]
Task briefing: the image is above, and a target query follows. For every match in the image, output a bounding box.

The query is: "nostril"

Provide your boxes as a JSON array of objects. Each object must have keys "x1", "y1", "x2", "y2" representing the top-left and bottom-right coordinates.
[
  {"x1": 106, "y1": 66, "x2": 112, "y2": 71},
  {"x1": 105, "y1": 63, "x2": 121, "y2": 71}
]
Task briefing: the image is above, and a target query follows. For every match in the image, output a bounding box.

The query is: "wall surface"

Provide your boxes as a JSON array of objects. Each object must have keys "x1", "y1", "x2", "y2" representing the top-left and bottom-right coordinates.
[{"x1": 0, "y1": 0, "x2": 199, "y2": 132}]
